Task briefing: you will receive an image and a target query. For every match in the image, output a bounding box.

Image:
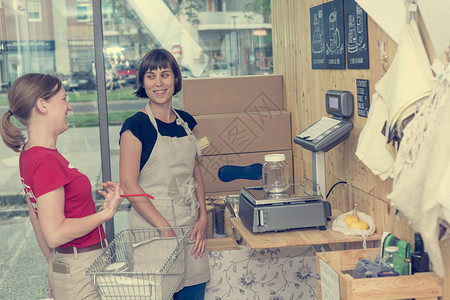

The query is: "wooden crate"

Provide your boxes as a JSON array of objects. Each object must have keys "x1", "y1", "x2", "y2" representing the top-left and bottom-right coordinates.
[{"x1": 316, "y1": 248, "x2": 442, "y2": 300}]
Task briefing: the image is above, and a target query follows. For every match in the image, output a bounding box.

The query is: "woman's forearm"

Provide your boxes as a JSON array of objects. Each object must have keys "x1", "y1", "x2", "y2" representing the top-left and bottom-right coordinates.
[
  {"x1": 40, "y1": 210, "x2": 111, "y2": 248},
  {"x1": 121, "y1": 181, "x2": 171, "y2": 228},
  {"x1": 37, "y1": 183, "x2": 123, "y2": 248}
]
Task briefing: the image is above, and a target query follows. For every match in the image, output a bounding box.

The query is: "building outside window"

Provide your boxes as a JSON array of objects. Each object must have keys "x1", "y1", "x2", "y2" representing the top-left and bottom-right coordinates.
[
  {"x1": 0, "y1": 0, "x2": 272, "y2": 298},
  {"x1": 76, "y1": 1, "x2": 92, "y2": 22},
  {"x1": 27, "y1": 0, "x2": 42, "y2": 22}
]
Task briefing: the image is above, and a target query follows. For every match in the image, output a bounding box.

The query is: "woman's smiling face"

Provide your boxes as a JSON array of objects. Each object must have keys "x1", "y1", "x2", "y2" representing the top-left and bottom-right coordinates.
[
  {"x1": 143, "y1": 65, "x2": 175, "y2": 105},
  {"x1": 45, "y1": 86, "x2": 72, "y2": 135}
]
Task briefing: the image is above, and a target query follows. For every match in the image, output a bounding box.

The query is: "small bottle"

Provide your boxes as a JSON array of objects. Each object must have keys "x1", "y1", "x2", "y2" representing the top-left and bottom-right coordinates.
[
  {"x1": 402, "y1": 258, "x2": 411, "y2": 276},
  {"x1": 378, "y1": 246, "x2": 399, "y2": 277},
  {"x1": 263, "y1": 154, "x2": 290, "y2": 193},
  {"x1": 411, "y1": 233, "x2": 429, "y2": 274}
]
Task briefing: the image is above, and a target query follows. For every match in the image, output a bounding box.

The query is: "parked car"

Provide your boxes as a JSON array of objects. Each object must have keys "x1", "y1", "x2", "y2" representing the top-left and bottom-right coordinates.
[
  {"x1": 49, "y1": 72, "x2": 70, "y2": 90},
  {"x1": 115, "y1": 62, "x2": 137, "y2": 86},
  {"x1": 180, "y1": 66, "x2": 195, "y2": 78},
  {"x1": 66, "y1": 71, "x2": 96, "y2": 91}
]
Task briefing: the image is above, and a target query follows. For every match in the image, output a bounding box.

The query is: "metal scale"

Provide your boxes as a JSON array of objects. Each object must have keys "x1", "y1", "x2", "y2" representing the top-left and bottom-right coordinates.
[{"x1": 239, "y1": 90, "x2": 354, "y2": 233}]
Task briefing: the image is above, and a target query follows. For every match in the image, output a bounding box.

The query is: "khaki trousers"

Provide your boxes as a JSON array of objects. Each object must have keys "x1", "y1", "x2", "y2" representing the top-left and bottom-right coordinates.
[{"x1": 49, "y1": 248, "x2": 102, "y2": 300}]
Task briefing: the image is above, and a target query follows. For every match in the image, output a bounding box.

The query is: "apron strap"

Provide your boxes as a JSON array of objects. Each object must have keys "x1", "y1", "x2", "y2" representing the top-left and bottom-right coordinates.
[
  {"x1": 145, "y1": 103, "x2": 160, "y2": 133},
  {"x1": 145, "y1": 104, "x2": 201, "y2": 157},
  {"x1": 173, "y1": 109, "x2": 202, "y2": 157}
]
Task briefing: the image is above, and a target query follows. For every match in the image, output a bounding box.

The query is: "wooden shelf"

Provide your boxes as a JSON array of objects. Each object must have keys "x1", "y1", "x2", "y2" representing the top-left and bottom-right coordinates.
[
  {"x1": 229, "y1": 209, "x2": 381, "y2": 249},
  {"x1": 206, "y1": 237, "x2": 239, "y2": 252}
]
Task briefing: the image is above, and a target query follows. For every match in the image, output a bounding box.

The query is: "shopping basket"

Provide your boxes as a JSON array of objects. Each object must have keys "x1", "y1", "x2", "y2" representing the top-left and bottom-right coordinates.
[{"x1": 87, "y1": 227, "x2": 190, "y2": 300}]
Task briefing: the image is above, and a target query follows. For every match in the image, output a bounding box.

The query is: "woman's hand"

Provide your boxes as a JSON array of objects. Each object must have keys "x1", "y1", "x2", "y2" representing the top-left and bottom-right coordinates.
[
  {"x1": 98, "y1": 181, "x2": 123, "y2": 218},
  {"x1": 190, "y1": 216, "x2": 207, "y2": 258}
]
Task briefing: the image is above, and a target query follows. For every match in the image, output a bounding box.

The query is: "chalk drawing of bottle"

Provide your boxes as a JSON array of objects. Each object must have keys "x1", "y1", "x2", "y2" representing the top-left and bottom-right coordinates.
[
  {"x1": 347, "y1": 14, "x2": 358, "y2": 53},
  {"x1": 356, "y1": 4, "x2": 366, "y2": 50},
  {"x1": 327, "y1": 9, "x2": 341, "y2": 55},
  {"x1": 312, "y1": 11, "x2": 324, "y2": 54}
]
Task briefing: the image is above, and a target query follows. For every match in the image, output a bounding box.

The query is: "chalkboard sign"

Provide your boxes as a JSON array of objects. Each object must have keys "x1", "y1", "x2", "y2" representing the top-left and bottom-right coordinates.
[
  {"x1": 356, "y1": 79, "x2": 370, "y2": 117},
  {"x1": 310, "y1": 0, "x2": 345, "y2": 69},
  {"x1": 310, "y1": 5, "x2": 326, "y2": 69},
  {"x1": 345, "y1": 0, "x2": 369, "y2": 69},
  {"x1": 323, "y1": 0, "x2": 345, "y2": 69}
]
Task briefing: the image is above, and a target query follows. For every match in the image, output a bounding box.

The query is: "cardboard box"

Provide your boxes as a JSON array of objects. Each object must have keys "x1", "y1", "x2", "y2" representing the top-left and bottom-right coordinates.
[
  {"x1": 194, "y1": 110, "x2": 291, "y2": 155},
  {"x1": 199, "y1": 150, "x2": 293, "y2": 194},
  {"x1": 182, "y1": 75, "x2": 284, "y2": 115}
]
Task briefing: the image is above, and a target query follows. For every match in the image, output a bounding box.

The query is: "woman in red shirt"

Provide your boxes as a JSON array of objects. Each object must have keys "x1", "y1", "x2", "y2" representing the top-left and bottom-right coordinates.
[{"x1": 0, "y1": 73, "x2": 123, "y2": 299}]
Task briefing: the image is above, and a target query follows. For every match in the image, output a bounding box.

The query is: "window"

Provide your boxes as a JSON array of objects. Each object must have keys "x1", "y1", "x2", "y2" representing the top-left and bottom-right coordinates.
[
  {"x1": 77, "y1": 1, "x2": 92, "y2": 22},
  {"x1": 102, "y1": 0, "x2": 273, "y2": 78},
  {"x1": 0, "y1": 1, "x2": 99, "y2": 298},
  {"x1": 27, "y1": 0, "x2": 42, "y2": 22}
]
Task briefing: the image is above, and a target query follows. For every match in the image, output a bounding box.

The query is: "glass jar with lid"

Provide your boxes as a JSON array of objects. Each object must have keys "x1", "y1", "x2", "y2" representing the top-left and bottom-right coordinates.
[
  {"x1": 263, "y1": 154, "x2": 290, "y2": 193},
  {"x1": 378, "y1": 246, "x2": 399, "y2": 277}
]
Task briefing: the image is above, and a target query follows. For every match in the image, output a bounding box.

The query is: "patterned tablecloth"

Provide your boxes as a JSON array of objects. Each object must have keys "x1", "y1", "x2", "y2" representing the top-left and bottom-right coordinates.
[{"x1": 206, "y1": 245, "x2": 318, "y2": 300}]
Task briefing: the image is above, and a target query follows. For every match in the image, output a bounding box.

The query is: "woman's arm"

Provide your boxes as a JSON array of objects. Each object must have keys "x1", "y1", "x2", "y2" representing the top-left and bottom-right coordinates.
[
  {"x1": 119, "y1": 130, "x2": 171, "y2": 228},
  {"x1": 36, "y1": 181, "x2": 122, "y2": 248},
  {"x1": 190, "y1": 155, "x2": 208, "y2": 258},
  {"x1": 27, "y1": 197, "x2": 52, "y2": 261}
]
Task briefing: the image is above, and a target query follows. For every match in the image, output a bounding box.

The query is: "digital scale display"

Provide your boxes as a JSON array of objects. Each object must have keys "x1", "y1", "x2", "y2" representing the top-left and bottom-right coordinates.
[
  {"x1": 325, "y1": 90, "x2": 353, "y2": 118},
  {"x1": 328, "y1": 96, "x2": 340, "y2": 109}
]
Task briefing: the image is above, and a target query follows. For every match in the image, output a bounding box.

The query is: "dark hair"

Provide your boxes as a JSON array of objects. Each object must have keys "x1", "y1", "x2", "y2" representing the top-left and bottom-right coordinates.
[
  {"x1": 0, "y1": 73, "x2": 62, "y2": 152},
  {"x1": 135, "y1": 49, "x2": 182, "y2": 98}
]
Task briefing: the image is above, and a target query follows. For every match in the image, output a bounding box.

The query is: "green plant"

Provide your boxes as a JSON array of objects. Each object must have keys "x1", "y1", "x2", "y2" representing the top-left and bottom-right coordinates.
[
  {"x1": 68, "y1": 110, "x2": 136, "y2": 127},
  {"x1": 67, "y1": 89, "x2": 136, "y2": 103},
  {"x1": 162, "y1": 0, "x2": 203, "y2": 26},
  {"x1": 245, "y1": 0, "x2": 271, "y2": 16}
]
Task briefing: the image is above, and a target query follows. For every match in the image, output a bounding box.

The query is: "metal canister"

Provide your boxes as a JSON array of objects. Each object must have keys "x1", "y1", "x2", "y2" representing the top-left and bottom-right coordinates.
[
  {"x1": 206, "y1": 204, "x2": 215, "y2": 238},
  {"x1": 213, "y1": 198, "x2": 226, "y2": 235}
]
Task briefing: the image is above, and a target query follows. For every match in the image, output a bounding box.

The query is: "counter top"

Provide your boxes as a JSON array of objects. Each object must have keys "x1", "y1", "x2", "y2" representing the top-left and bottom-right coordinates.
[{"x1": 230, "y1": 209, "x2": 381, "y2": 249}]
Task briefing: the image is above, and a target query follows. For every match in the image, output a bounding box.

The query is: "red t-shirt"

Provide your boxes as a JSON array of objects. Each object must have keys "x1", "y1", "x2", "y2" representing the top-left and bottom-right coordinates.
[{"x1": 19, "y1": 146, "x2": 106, "y2": 248}]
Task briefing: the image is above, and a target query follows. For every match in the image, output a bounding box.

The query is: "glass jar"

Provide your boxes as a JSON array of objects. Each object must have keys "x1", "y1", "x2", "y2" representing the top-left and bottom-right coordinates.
[
  {"x1": 263, "y1": 154, "x2": 290, "y2": 193},
  {"x1": 378, "y1": 246, "x2": 399, "y2": 276}
]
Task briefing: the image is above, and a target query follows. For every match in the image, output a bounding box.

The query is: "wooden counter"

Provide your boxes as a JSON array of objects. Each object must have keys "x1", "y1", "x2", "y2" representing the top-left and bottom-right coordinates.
[{"x1": 230, "y1": 210, "x2": 381, "y2": 249}]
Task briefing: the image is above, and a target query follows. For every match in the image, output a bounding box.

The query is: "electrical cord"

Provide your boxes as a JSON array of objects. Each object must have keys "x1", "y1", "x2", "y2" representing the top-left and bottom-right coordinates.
[{"x1": 326, "y1": 181, "x2": 347, "y2": 199}]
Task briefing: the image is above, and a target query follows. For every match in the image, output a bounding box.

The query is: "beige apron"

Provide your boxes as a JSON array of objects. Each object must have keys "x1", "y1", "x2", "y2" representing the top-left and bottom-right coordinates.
[{"x1": 129, "y1": 103, "x2": 210, "y2": 289}]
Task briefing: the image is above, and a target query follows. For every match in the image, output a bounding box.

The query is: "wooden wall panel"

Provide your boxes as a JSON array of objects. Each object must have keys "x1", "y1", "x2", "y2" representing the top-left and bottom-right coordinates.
[
  {"x1": 271, "y1": 1, "x2": 448, "y2": 297},
  {"x1": 272, "y1": 0, "x2": 408, "y2": 236}
]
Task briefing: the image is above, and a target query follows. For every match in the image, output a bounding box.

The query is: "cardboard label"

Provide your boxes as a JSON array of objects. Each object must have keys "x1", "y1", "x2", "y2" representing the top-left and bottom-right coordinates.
[{"x1": 320, "y1": 259, "x2": 340, "y2": 300}]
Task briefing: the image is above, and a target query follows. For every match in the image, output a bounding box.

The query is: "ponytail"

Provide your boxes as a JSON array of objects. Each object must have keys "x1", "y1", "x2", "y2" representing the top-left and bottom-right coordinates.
[{"x1": 0, "y1": 111, "x2": 25, "y2": 152}]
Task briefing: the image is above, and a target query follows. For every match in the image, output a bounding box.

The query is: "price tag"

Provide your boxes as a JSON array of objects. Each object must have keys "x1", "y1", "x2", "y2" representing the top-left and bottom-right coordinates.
[{"x1": 320, "y1": 259, "x2": 340, "y2": 300}]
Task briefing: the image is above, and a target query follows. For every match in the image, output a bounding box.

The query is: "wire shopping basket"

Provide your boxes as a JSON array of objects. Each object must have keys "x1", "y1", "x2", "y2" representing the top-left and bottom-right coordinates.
[{"x1": 87, "y1": 227, "x2": 191, "y2": 300}]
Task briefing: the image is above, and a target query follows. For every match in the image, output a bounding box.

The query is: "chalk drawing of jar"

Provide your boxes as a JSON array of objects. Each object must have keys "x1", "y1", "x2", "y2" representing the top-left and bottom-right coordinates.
[
  {"x1": 312, "y1": 12, "x2": 324, "y2": 54},
  {"x1": 327, "y1": 10, "x2": 340, "y2": 55}
]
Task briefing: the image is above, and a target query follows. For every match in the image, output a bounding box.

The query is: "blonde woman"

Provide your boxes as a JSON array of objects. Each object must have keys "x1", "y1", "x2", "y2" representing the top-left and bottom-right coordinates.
[{"x1": 0, "y1": 73, "x2": 123, "y2": 299}]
